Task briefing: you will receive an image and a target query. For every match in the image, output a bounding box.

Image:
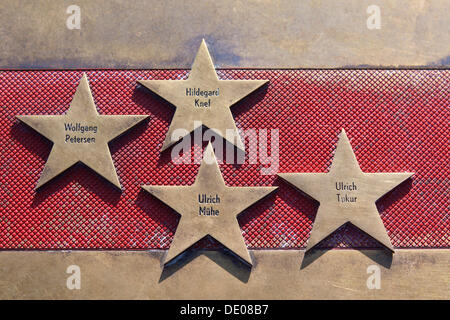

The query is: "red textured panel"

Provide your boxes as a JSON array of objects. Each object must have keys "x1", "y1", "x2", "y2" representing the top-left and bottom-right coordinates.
[{"x1": 0, "y1": 70, "x2": 448, "y2": 250}]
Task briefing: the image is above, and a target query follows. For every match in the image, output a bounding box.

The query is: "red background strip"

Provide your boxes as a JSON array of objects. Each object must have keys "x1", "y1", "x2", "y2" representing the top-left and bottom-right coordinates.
[{"x1": 0, "y1": 70, "x2": 448, "y2": 249}]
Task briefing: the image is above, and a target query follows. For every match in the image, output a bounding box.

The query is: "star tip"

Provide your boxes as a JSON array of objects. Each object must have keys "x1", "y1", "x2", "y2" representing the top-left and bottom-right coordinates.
[
  {"x1": 160, "y1": 143, "x2": 171, "y2": 153},
  {"x1": 338, "y1": 129, "x2": 352, "y2": 145},
  {"x1": 142, "y1": 186, "x2": 154, "y2": 196},
  {"x1": 304, "y1": 240, "x2": 318, "y2": 253},
  {"x1": 204, "y1": 141, "x2": 216, "y2": 156},
  {"x1": 35, "y1": 181, "x2": 45, "y2": 191},
  {"x1": 138, "y1": 114, "x2": 150, "y2": 121},
  {"x1": 253, "y1": 79, "x2": 269, "y2": 89},
  {"x1": 160, "y1": 137, "x2": 177, "y2": 152},
  {"x1": 236, "y1": 251, "x2": 253, "y2": 267},
  {"x1": 198, "y1": 39, "x2": 211, "y2": 54},
  {"x1": 277, "y1": 173, "x2": 291, "y2": 181},
  {"x1": 400, "y1": 172, "x2": 414, "y2": 181},
  {"x1": 78, "y1": 73, "x2": 90, "y2": 88},
  {"x1": 267, "y1": 186, "x2": 279, "y2": 194},
  {"x1": 304, "y1": 246, "x2": 313, "y2": 254},
  {"x1": 112, "y1": 182, "x2": 122, "y2": 191},
  {"x1": 163, "y1": 251, "x2": 177, "y2": 266}
]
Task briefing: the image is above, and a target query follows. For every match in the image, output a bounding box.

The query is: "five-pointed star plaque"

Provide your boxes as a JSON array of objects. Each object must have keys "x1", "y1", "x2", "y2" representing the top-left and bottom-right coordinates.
[
  {"x1": 278, "y1": 129, "x2": 413, "y2": 252},
  {"x1": 138, "y1": 39, "x2": 268, "y2": 152},
  {"x1": 142, "y1": 142, "x2": 277, "y2": 265},
  {"x1": 17, "y1": 73, "x2": 149, "y2": 189}
]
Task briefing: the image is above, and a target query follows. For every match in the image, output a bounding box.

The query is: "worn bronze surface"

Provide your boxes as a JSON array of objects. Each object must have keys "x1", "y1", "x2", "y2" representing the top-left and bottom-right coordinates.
[
  {"x1": 0, "y1": 0, "x2": 448, "y2": 69},
  {"x1": 278, "y1": 130, "x2": 413, "y2": 251},
  {"x1": 0, "y1": 249, "x2": 448, "y2": 299},
  {"x1": 142, "y1": 142, "x2": 277, "y2": 265},
  {"x1": 139, "y1": 40, "x2": 267, "y2": 151},
  {"x1": 17, "y1": 74, "x2": 149, "y2": 189}
]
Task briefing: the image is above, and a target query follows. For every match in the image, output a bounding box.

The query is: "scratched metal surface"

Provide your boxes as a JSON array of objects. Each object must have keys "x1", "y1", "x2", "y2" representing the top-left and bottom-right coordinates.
[{"x1": 0, "y1": 0, "x2": 449, "y2": 69}]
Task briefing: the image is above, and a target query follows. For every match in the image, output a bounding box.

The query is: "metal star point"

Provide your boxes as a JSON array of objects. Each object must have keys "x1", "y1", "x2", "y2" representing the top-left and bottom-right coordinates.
[
  {"x1": 17, "y1": 73, "x2": 149, "y2": 189},
  {"x1": 278, "y1": 129, "x2": 413, "y2": 252},
  {"x1": 138, "y1": 39, "x2": 268, "y2": 152},
  {"x1": 142, "y1": 142, "x2": 277, "y2": 265}
]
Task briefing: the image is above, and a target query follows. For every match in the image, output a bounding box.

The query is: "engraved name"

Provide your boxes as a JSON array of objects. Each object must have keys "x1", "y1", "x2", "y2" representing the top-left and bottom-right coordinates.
[
  {"x1": 186, "y1": 88, "x2": 219, "y2": 108},
  {"x1": 335, "y1": 181, "x2": 358, "y2": 203},
  {"x1": 64, "y1": 122, "x2": 98, "y2": 144},
  {"x1": 198, "y1": 193, "x2": 220, "y2": 216}
]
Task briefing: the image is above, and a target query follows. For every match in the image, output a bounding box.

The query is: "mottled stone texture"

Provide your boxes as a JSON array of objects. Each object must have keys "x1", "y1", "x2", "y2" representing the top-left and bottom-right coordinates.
[{"x1": 0, "y1": 0, "x2": 448, "y2": 69}]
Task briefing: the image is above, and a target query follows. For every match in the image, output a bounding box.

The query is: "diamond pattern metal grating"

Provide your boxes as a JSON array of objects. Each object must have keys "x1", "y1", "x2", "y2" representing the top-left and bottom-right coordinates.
[{"x1": 0, "y1": 69, "x2": 448, "y2": 250}]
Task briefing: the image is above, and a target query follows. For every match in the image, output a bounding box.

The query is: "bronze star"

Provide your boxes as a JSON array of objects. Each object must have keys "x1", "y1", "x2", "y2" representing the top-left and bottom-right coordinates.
[
  {"x1": 138, "y1": 39, "x2": 268, "y2": 152},
  {"x1": 17, "y1": 73, "x2": 148, "y2": 189},
  {"x1": 278, "y1": 129, "x2": 413, "y2": 252},
  {"x1": 142, "y1": 142, "x2": 277, "y2": 265}
]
